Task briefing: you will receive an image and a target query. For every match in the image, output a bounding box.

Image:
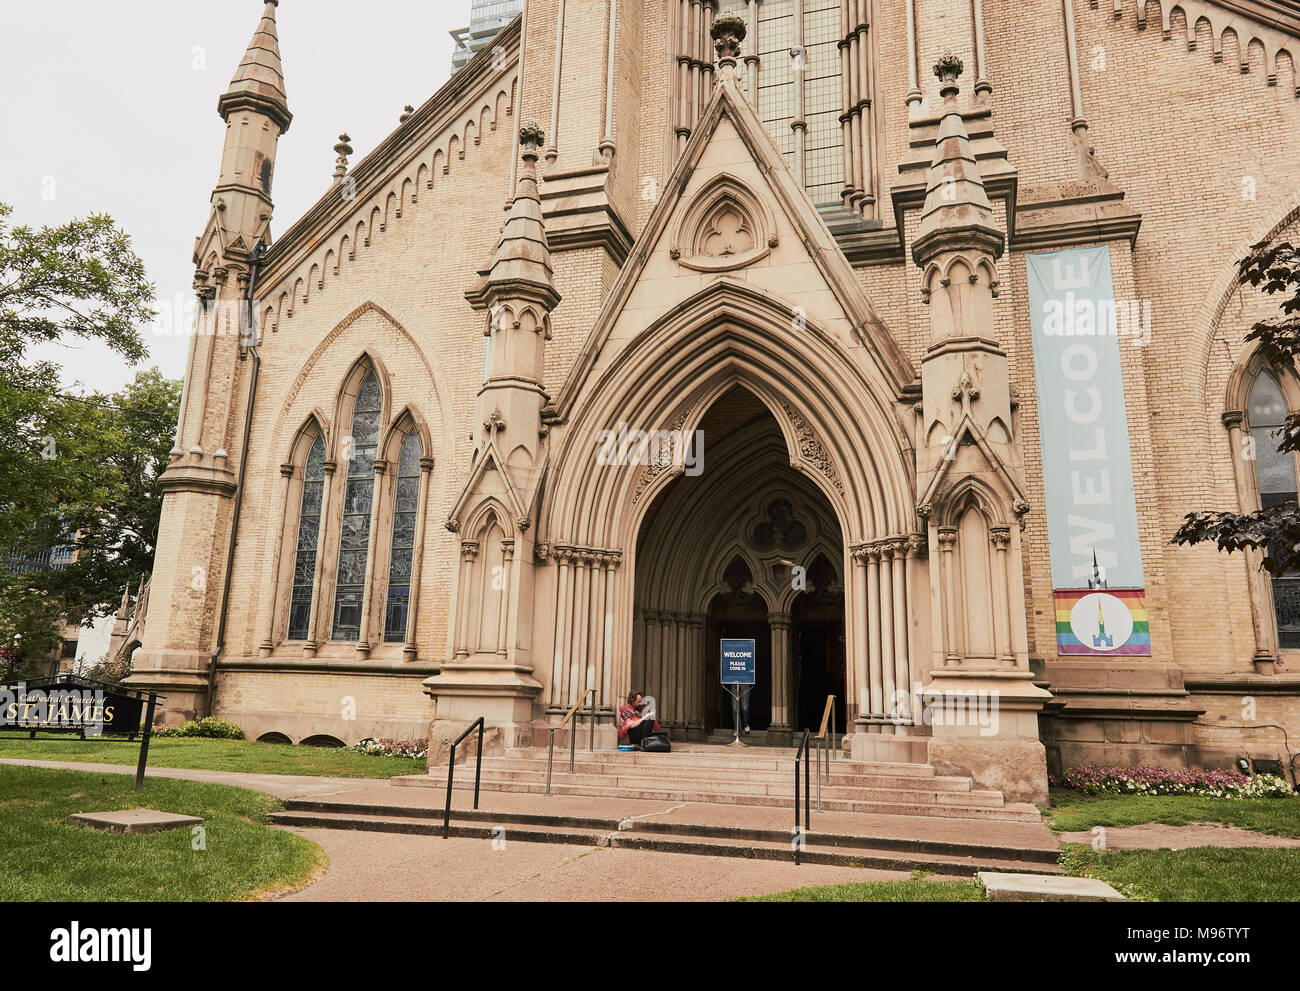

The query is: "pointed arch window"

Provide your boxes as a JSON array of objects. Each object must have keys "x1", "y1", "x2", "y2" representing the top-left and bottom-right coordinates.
[
  {"x1": 384, "y1": 431, "x2": 422, "y2": 642},
  {"x1": 1248, "y1": 373, "x2": 1300, "y2": 648},
  {"x1": 332, "y1": 372, "x2": 381, "y2": 641},
  {"x1": 287, "y1": 435, "x2": 325, "y2": 641}
]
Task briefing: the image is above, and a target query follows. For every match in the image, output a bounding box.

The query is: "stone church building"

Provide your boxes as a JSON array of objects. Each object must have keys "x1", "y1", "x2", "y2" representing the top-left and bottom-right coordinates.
[{"x1": 125, "y1": 0, "x2": 1300, "y2": 803}]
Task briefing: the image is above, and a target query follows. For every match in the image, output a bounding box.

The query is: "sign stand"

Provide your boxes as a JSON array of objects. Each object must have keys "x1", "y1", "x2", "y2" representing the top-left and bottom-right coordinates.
[
  {"x1": 719, "y1": 638, "x2": 756, "y2": 748},
  {"x1": 721, "y1": 683, "x2": 753, "y2": 746}
]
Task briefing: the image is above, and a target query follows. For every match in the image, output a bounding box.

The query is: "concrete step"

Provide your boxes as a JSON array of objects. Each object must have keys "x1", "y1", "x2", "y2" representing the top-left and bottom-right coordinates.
[
  {"x1": 499, "y1": 748, "x2": 938, "y2": 777},
  {"x1": 270, "y1": 805, "x2": 1059, "y2": 875},
  {"x1": 400, "y1": 776, "x2": 1040, "y2": 821},
  {"x1": 480, "y1": 759, "x2": 965, "y2": 791},
  {"x1": 433, "y1": 770, "x2": 1002, "y2": 807}
]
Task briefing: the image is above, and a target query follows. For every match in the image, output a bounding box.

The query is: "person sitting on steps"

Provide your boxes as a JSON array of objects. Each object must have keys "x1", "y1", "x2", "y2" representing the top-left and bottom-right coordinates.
[{"x1": 617, "y1": 691, "x2": 661, "y2": 748}]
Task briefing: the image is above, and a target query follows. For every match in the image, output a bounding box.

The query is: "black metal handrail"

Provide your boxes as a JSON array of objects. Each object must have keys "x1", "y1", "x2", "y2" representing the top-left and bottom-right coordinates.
[
  {"x1": 793, "y1": 728, "x2": 810, "y2": 865},
  {"x1": 442, "y1": 716, "x2": 485, "y2": 839}
]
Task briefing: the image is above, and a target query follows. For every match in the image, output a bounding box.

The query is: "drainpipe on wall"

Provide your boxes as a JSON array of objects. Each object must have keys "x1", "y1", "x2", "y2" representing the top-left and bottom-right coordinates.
[{"x1": 205, "y1": 242, "x2": 264, "y2": 718}]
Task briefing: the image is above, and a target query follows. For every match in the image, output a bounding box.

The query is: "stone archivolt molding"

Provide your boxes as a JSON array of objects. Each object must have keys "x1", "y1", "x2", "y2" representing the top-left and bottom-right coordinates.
[{"x1": 669, "y1": 172, "x2": 778, "y2": 273}]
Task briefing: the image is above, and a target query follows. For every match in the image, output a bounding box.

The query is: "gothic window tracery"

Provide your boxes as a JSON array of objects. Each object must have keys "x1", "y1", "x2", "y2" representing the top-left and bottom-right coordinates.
[
  {"x1": 1247, "y1": 372, "x2": 1300, "y2": 649},
  {"x1": 384, "y1": 430, "x2": 422, "y2": 643},
  {"x1": 332, "y1": 371, "x2": 381, "y2": 641},
  {"x1": 287, "y1": 435, "x2": 325, "y2": 640}
]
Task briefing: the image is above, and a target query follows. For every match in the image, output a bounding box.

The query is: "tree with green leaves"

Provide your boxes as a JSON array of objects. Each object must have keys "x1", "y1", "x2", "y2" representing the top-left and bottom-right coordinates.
[
  {"x1": 0, "y1": 201, "x2": 161, "y2": 678},
  {"x1": 1173, "y1": 238, "x2": 1300, "y2": 573}
]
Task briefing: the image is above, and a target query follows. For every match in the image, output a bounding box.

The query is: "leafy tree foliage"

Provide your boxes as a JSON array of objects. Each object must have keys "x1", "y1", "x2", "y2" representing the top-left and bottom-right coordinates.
[
  {"x1": 1173, "y1": 239, "x2": 1300, "y2": 575},
  {"x1": 0, "y1": 201, "x2": 167, "y2": 670}
]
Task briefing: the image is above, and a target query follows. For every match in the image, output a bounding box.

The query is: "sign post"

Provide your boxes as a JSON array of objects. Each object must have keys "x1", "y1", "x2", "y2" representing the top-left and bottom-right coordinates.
[
  {"x1": 134, "y1": 693, "x2": 159, "y2": 792},
  {"x1": 719, "y1": 638, "x2": 756, "y2": 746}
]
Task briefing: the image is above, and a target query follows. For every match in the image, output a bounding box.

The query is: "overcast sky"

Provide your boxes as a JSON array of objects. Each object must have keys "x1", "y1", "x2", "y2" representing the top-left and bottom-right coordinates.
[{"x1": 0, "y1": 0, "x2": 469, "y2": 395}]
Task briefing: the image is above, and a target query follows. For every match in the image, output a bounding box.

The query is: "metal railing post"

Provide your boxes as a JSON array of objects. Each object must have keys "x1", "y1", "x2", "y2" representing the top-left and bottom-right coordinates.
[
  {"x1": 589, "y1": 693, "x2": 596, "y2": 751},
  {"x1": 794, "y1": 732, "x2": 803, "y2": 866},
  {"x1": 546, "y1": 727, "x2": 555, "y2": 796},
  {"x1": 473, "y1": 720, "x2": 483, "y2": 810},
  {"x1": 442, "y1": 739, "x2": 457, "y2": 839},
  {"x1": 816, "y1": 735, "x2": 822, "y2": 811},
  {"x1": 804, "y1": 732, "x2": 811, "y2": 835},
  {"x1": 831, "y1": 705, "x2": 836, "y2": 764},
  {"x1": 569, "y1": 711, "x2": 577, "y2": 773}
]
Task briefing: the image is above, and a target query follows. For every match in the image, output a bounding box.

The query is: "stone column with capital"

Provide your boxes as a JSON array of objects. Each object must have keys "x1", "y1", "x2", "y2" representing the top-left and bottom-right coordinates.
[{"x1": 768, "y1": 612, "x2": 793, "y2": 747}]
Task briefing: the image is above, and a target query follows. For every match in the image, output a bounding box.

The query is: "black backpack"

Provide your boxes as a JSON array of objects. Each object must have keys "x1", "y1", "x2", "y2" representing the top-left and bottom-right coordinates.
[{"x1": 641, "y1": 732, "x2": 671, "y2": 753}]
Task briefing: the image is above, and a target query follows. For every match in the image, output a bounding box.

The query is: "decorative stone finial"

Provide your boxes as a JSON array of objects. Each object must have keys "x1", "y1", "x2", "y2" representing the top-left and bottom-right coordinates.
[
  {"x1": 400, "y1": 104, "x2": 414, "y2": 124},
  {"x1": 711, "y1": 13, "x2": 747, "y2": 60},
  {"x1": 519, "y1": 120, "x2": 545, "y2": 156},
  {"x1": 332, "y1": 133, "x2": 352, "y2": 183},
  {"x1": 934, "y1": 49, "x2": 964, "y2": 96}
]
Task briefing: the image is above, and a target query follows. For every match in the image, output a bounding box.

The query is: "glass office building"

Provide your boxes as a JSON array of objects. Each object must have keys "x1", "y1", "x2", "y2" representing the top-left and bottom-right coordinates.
[{"x1": 451, "y1": 0, "x2": 523, "y2": 72}]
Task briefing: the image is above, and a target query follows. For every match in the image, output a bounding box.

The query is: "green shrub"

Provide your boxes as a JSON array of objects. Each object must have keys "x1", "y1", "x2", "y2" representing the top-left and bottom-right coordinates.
[{"x1": 153, "y1": 717, "x2": 244, "y2": 740}]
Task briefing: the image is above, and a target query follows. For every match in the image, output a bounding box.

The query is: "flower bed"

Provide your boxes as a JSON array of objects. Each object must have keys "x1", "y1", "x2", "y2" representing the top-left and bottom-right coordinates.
[
  {"x1": 348, "y1": 737, "x2": 428, "y2": 760},
  {"x1": 1058, "y1": 764, "x2": 1295, "y2": 799}
]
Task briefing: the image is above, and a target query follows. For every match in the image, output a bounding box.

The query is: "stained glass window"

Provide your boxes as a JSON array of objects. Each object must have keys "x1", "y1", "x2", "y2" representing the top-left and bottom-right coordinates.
[
  {"x1": 1249, "y1": 374, "x2": 1300, "y2": 649},
  {"x1": 332, "y1": 372, "x2": 381, "y2": 641},
  {"x1": 287, "y1": 435, "x2": 325, "y2": 640},
  {"x1": 384, "y1": 431, "x2": 422, "y2": 642}
]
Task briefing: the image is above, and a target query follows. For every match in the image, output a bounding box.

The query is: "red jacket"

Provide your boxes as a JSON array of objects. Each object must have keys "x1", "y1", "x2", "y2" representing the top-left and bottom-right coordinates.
[{"x1": 617, "y1": 704, "x2": 660, "y2": 739}]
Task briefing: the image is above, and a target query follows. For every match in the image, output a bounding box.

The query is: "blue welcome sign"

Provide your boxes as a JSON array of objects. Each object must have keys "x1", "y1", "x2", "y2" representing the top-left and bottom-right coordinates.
[{"x1": 720, "y1": 639, "x2": 756, "y2": 684}]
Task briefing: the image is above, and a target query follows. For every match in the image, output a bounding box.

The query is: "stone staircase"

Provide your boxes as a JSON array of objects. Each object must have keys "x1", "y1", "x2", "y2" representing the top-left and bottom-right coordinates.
[
  {"x1": 391, "y1": 744, "x2": 1041, "y2": 823},
  {"x1": 269, "y1": 798, "x2": 1059, "y2": 876}
]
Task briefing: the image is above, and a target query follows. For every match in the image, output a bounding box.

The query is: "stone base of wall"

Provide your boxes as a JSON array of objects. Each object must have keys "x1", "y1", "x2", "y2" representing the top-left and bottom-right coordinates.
[
  {"x1": 928, "y1": 737, "x2": 1049, "y2": 806},
  {"x1": 122, "y1": 651, "x2": 212, "y2": 727},
  {"x1": 211, "y1": 668, "x2": 433, "y2": 746},
  {"x1": 848, "y1": 733, "x2": 930, "y2": 764}
]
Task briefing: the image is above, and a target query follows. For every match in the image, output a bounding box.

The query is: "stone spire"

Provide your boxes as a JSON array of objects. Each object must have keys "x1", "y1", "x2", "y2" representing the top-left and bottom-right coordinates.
[
  {"x1": 911, "y1": 52, "x2": 1001, "y2": 267},
  {"x1": 481, "y1": 122, "x2": 561, "y2": 312},
  {"x1": 218, "y1": 1, "x2": 292, "y2": 133}
]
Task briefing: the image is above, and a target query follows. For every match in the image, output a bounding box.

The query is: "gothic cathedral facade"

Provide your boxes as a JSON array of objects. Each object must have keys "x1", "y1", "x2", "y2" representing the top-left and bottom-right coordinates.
[{"x1": 125, "y1": 0, "x2": 1300, "y2": 803}]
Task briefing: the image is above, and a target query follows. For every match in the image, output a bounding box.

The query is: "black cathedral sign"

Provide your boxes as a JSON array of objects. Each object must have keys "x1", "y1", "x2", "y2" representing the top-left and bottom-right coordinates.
[{"x1": 0, "y1": 675, "x2": 163, "y2": 790}]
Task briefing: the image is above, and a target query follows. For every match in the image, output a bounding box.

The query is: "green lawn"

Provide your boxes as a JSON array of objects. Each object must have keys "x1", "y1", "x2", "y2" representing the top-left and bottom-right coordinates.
[
  {"x1": 742, "y1": 878, "x2": 984, "y2": 902},
  {"x1": 0, "y1": 735, "x2": 425, "y2": 779},
  {"x1": 0, "y1": 764, "x2": 325, "y2": 901},
  {"x1": 1045, "y1": 789, "x2": 1300, "y2": 837},
  {"x1": 1060, "y1": 843, "x2": 1300, "y2": 902},
  {"x1": 749, "y1": 791, "x2": 1300, "y2": 902}
]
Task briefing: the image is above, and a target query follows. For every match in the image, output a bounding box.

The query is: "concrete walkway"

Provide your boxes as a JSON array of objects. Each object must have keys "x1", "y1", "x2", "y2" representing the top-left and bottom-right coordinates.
[
  {"x1": 1, "y1": 757, "x2": 1051, "y2": 900},
  {"x1": 274, "y1": 827, "x2": 917, "y2": 901}
]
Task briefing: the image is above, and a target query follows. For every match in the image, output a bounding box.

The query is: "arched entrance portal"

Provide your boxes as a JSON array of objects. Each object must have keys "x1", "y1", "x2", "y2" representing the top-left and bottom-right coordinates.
[{"x1": 631, "y1": 387, "x2": 845, "y2": 745}]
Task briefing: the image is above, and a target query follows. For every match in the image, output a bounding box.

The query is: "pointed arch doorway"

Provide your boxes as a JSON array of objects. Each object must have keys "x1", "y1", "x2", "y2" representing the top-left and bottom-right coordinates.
[{"x1": 631, "y1": 386, "x2": 846, "y2": 745}]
